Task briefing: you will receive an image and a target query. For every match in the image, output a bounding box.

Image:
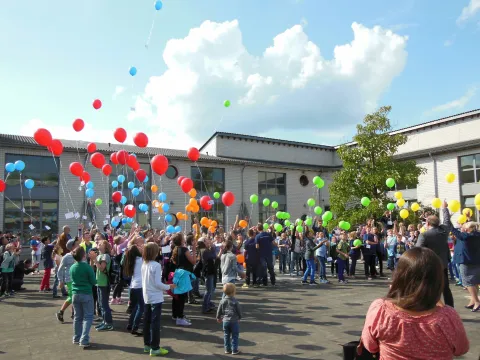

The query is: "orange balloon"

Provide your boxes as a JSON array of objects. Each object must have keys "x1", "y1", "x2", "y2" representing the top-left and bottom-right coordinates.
[
  {"x1": 186, "y1": 205, "x2": 193, "y2": 212},
  {"x1": 176, "y1": 212, "x2": 183, "y2": 219},
  {"x1": 208, "y1": 226, "x2": 216, "y2": 233},
  {"x1": 200, "y1": 217, "x2": 208, "y2": 226},
  {"x1": 152, "y1": 200, "x2": 160, "y2": 208},
  {"x1": 188, "y1": 189, "x2": 197, "y2": 198},
  {"x1": 192, "y1": 205, "x2": 199, "y2": 213},
  {"x1": 193, "y1": 223, "x2": 199, "y2": 231},
  {"x1": 236, "y1": 254, "x2": 245, "y2": 263},
  {"x1": 211, "y1": 220, "x2": 218, "y2": 228},
  {"x1": 151, "y1": 185, "x2": 158, "y2": 193},
  {"x1": 206, "y1": 219, "x2": 212, "y2": 227},
  {"x1": 189, "y1": 198, "x2": 197, "y2": 205},
  {"x1": 239, "y1": 220, "x2": 247, "y2": 228},
  {"x1": 157, "y1": 206, "x2": 164, "y2": 214}
]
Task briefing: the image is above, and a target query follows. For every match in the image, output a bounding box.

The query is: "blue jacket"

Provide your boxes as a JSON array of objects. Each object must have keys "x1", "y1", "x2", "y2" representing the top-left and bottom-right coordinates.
[
  {"x1": 172, "y1": 269, "x2": 196, "y2": 295},
  {"x1": 445, "y1": 209, "x2": 480, "y2": 265}
]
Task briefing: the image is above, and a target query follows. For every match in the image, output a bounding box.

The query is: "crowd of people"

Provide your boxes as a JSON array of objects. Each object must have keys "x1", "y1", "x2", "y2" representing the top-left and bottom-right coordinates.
[{"x1": 0, "y1": 201, "x2": 479, "y2": 358}]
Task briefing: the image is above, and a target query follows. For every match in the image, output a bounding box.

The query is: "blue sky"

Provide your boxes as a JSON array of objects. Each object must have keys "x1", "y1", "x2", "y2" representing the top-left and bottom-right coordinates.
[{"x1": 1, "y1": 0, "x2": 479, "y2": 148}]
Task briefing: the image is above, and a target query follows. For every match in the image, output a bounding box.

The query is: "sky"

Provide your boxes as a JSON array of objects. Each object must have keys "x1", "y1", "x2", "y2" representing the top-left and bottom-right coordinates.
[{"x1": 1, "y1": 0, "x2": 479, "y2": 149}]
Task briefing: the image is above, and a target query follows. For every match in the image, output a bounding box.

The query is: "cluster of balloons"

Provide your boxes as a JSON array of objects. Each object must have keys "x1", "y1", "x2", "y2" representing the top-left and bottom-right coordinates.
[
  {"x1": 5, "y1": 160, "x2": 25, "y2": 173},
  {"x1": 312, "y1": 176, "x2": 325, "y2": 189},
  {"x1": 199, "y1": 217, "x2": 219, "y2": 233},
  {"x1": 34, "y1": 128, "x2": 64, "y2": 156}
]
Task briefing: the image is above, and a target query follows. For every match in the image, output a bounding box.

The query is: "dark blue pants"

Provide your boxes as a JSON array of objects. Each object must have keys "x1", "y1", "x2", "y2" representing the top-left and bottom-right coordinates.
[
  {"x1": 223, "y1": 320, "x2": 239, "y2": 352},
  {"x1": 129, "y1": 288, "x2": 144, "y2": 330},
  {"x1": 97, "y1": 286, "x2": 112, "y2": 324},
  {"x1": 259, "y1": 256, "x2": 275, "y2": 285},
  {"x1": 144, "y1": 302, "x2": 163, "y2": 351},
  {"x1": 349, "y1": 254, "x2": 358, "y2": 276}
]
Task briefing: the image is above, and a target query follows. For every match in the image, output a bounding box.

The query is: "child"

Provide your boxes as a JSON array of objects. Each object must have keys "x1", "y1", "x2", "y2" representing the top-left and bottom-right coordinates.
[
  {"x1": 1, "y1": 244, "x2": 18, "y2": 297},
  {"x1": 142, "y1": 242, "x2": 175, "y2": 357},
  {"x1": 91, "y1": 240, "x2": 113, "y2": 331},
  {"x1": 315, "y1": 232, "x2": 330, "y2": 283},
  {"x1": 395, "y1": 234, "x2": 406, "y2": 267},
  {"x1": 348, "y1": 232, "x2": 361, "y2": 278},
  {"x1": 40, "y1": 236, "x2": 54, "y2": 291},
  {"x1": 217, "y1": 283, "x2": 242, "y2": 355},
  {"x1": 52, "y1": 245, "x2": 67, "y2": 298},
  {"x1": 385, "y1": 229, "x2": 397, "y2": 270},
  {"x1": 221, "y1": 241, "x2": 243, "y2": 298},
  {"x1": 336, "y1": 233, "x2": 350, "y2": 284}
]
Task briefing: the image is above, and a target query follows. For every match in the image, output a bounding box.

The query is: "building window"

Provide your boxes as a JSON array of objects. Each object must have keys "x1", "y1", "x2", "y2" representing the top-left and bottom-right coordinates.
[
  {"x1": 258, "y1": 171, "x2": 286, "y2": 223},
  {"x1": 462, "y1": 196, "x2": 478, "y2": 221},
  {"x1": 459, "y1": 154, "x2": 480, "y2": 184},
  {"x1": 299, "y1": 175, "x2": 309, "y2": 187},
  {"x1": 109, "y1": 162, "x2": 152, "y2": 226},
  {"x1": 165, "y1": 165, "x2": 178, "y2": 180},
  {"x1": 191, "y1": 167, "x2": 225, "y2": 225}
]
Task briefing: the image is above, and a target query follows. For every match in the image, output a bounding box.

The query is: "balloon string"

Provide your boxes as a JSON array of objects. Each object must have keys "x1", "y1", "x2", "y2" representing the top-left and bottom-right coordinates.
[
  {"x1": 184, "y1": 193, "x2": 187, "y2": 232},
  {"x1": 29, "y1": 190, "x2": 32, "y2": 226},
  {"x1": 0, "y1": 194, "x2": 34, "y2": 221},
  {"x1": 19, "y1": 172, "x2": 25, "y2": 219},
  {"x1": 75, "y1": 140, "x2": 82, "y2": 163},
  {"x1": 4, "y1": 173, "x2": 10, "y2": 182},
  {"x1": 54, "y1": 157, "x2": 71, "y2": 213},
  {"x1": 145, "y1": 12, "x2": 157, "y2": 49},
  {"x1": 59, "y1": 159, "x2": 76, "y2": 213}
]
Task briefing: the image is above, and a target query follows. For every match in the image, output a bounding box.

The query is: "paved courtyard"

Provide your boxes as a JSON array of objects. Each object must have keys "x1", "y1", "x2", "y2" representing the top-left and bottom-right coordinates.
[{"x1": 1, "y1": 272, "x2": 479, "y2": 360}]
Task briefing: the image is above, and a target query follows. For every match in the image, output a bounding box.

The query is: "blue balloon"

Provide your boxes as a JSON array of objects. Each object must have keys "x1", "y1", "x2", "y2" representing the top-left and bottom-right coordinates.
[
  {"x1": 86, "y1": 181, "x2": 94, "y2": 189},
  {"x1": 111, "y1": 220, "x2": 119, "y2": 227},
  {"x1": 154, "y1": 0, "x2": 162, "y2": 10},
  {"x1": 166, "y1": 225, "x2": 174, "y2": 234},
  {"x1": 122, "y1": 218, "x2": 128, "y2": 224},
  {"x1": 120, "y1": 196, "x2": 127, "y2": 205},
  {"x1": 128, "y1": 181, "x2": 135, "y2": 189},
  {"x1": 129, "y1": 66, "x2": 137, "y2": 76},
  {"x1": 132, "y1": 188, "x2": 140, "y2": 197},
  {"x1": 162, "y1": 203, "x2": 170, "y2": 212},
  {"x1": 127, "y1": 217, "x2": 134, "y2": 223},
  {"x1": 85, "y1": 188, "x2": 95, "y2": 198},
  {"x1": 143, "y1": 175, "x2": 149, "y2": 183},
  {"x1": 158, "y1": 192, "x2": 167, "y2": 202},
  {"x1": 5, "y1": 163, "x2": 15, "y2": 173},
  {"x1": 24, "y1": 179, "x2": 35, "y2": 190},
  {"x1": 111, "y1": 180, "x2": 119, "y2": 188},
  {"x1": 14, "y1": 160, "x2": 25, "y2": 172},
  {"x1": 174, "y1": 225, "x2": 182, "y2": 233},
  {"x1": 117, "y1": 175, "x2": 125, "y2": 183},
  {"x1": 139, "y1": 203, "x2": 148, "y2": 212},
  {"x1": 165, "y1": 214, "x2": 173, "y2": 222}
]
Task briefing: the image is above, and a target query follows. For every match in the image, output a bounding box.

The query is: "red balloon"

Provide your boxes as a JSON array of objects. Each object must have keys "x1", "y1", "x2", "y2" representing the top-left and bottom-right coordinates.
[
  {"x1": 90, "y1": 152, "x2": 106, "y2": 169},
  {"x1": 134, "y1": 132, "x2": 149, "y2": 148},
  {"x1": 177, "y1": 176, "x2": 186, "y2": 186},
  {"x1": 93, "y1": 99, "x2": 102, "y2": 110},
  {"x1": 117, "y1": 150, "x2": 129, "y2": 165},
  {"x1": 124, "y1": 204, "x2": 136, "y2": 218},
  {"x1": 72, "y1": 119, "x2": 84, "y2": 132},
  {"x1": 0, "y1": 179, "x2": 6, "y2": 192},
  {"x1": 187, "y1": 147, "x2": 200, "y2": 162},
  {"x1": 80, "y1": 171, "x2": 91, "y2": 183},
  {"x1": 48, "y1": 139, "x2": 64, "y2": 156},
  {"x1": 102, "y1": 164, "x2": 112, "y2": 176},
  {"x1": 151, "y1": 155, "x2": 168, "y2": 176},
  {"x1": 180, "y1": 178, "x2": 194, "y2": 193},
  {"x1": 131, "y1": 161, "x2": 140, "y2": 171},
  {"x1": 112, "y1": 191, "x2": 122, "y2": 203},
  {"x1": 110, "y1": 152, "x2": 119, "y2": 165},
  {"x1": 69, "y1": 162, "x2": 84, "y2": 177},
  {"x1": 222, "y1": 191, "x2": 235, "y2": 207},
  {"x1": 127, "y1": 154, "x2": 138, "y2": 168},
  {"x1": 34, "y1": 128, "x2": 52, "y2": 147},
  {"x1": 114, "y1": 128, "x2": 127, "y2": 143},
  {"x1": 87, "y1": 143, "x2": 96, "y2": 153},
  {"x1": 200, "y1": 195, "x2": 212, "y2": 211},
  {"x1": 135, "y1": 169, "x2": 147, "y2": 182}
]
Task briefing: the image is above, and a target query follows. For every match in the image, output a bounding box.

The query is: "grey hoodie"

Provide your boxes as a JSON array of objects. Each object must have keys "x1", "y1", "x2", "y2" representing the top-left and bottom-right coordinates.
[
  {"x1": 57, "y1": 253, "x2": 75, "y2": 283},
  {"x1": 221, "y1": 251, "x2": 238, "y2": 285},
  {"x1": 216, "y1": 296, "x2": 242, "y2": 322}
]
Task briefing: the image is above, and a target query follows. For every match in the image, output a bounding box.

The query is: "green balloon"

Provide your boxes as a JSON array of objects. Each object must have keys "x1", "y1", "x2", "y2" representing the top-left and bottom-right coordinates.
[
  {"x1": 305, "y1": 218, "x2": 313, "y2": 226},
  {"x1": 387, "y1": 203, "x2": 395, "y2": 211},
  {"x1": 344, "y1": 222, "x2": 351, "y2": 230},
  {"x1": 289, "y1": 225, "x2": 294, "y2": 230},
  {"x1": 307, "y1": 198, "x2": 315, "y2": 207},
  {"x1": 263, "y1": 198, "x2": 270, "y2": 207},
  {"x1": 322, "y1": 220, "x2": 328, "y2": 227},
  {"x1": 386, "y1": 178, "x2": 396, "y2": 188},
  {"x1": 322, "y1": 211, "x2": 333, "y2": 221},
  {"x1": 296, "y1": 218, "x2": 302, "y2": 224},
  {"x1": 250, "y1": 194, "x2": 258, "y2": 204},
  {"x1": 213, "y1": 192, "x2": 220, "y2": 199},
  {"x1": 316, "y1": 178, "x2": 325, "y2": 189},
  {"x1": 224, "y1": 100, "x2": 231, "y2": 108},
  {"x1": 285, "y1": 220, "x2": 291, "y2": 227},
  {"x1": 95, "y1": 198, "x2": 103, "y2": 206},
  {"x1": 313, "y1": 176, "x2": 322, "y2": 185},
  {"x1": 285, "y1": 213, "x2": 291, "y2": 219},
  {"x1": 339, "y1": 221, "x2": 346, "y2": 230},
  {"x1": 271, "y1": 201, "x2": 279, "y2": 209},
  {"x1": 274, "y1": 223, "x2": 282, "y2": 232},
  {"x1": 296, "y1": 225, "x2": 304, "y2": 233},
  {"x1": 314, "y1": 206, "x2": 323, "y2": 215},
  {"x1": 361, "y1": 197, "x2": 371, "y2": 207},
  {"x1": 353, "y1": 239, "x2": 363, "y2": 247},
  {"x1": 263, "y1": 223, "x2": 269, "y2": 230},
  {"x1": 276, "y1": 211, "x2": 282, "y2": 219}
]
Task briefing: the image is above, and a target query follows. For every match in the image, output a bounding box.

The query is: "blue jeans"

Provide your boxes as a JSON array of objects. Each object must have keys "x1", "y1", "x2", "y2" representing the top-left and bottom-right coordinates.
[
  {"x1": 302, "y1": 258, "x2": 316, "y2": 283},
  {"x1": 387, "y1": 255, "x2": 395, "y2": 270},
  {"x1": 222, "y1": 279, "x2": 235, "y2": 299},
  {"x1": 279, "y1": 253, "x2": 288, "y2": 273},
  {"x1": 97, "y1": 286, "x2": 113, "y2": 324},
  {"x1": 223, "y1": 320, "x2": 239, "y2": 352},
  {"x1": 259, "y1": 256, "x2": 276, "y2": 285},
  {"x1": 52, "y1": 269, "x2": 67, "y2": 297},
  {"x1": 337, "y1": 258, "x2": 346, "y2": 281},
  {"x1": 143, "y1": 302, "x2": 162, "y2": 351},
  {"x1": 449, "y1": 261, "x2": 459, "y2": 279},
  {"x1": 456, "y1": 263, "x2": 462, "y2": 283},
  {"x1": 290, "y1": 252, "x2": 301, "y2": 275},
  {"x1": 203, "y1": 275, "x2": 216, "y2": 312},
  {"x1": 349, "y1": 254, "x2": 358, "y2": 276},
  {"x1": 317, "y1": 256, "x2": 327, "y2": 279},
  {"x1": 129, "y1": 288, "x2": 144, "y2": 329},
  {"x1": 72, "y1": 293, "x2": 94, "y2": 345}
]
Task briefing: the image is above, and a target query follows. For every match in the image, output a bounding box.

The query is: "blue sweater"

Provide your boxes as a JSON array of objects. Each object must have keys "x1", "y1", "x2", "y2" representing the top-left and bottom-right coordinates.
[{"x1": 172, "y1": 269, "x2": 196, "y2": 294}]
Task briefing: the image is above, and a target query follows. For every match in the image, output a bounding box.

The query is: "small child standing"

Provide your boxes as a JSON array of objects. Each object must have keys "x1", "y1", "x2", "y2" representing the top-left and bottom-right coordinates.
[
  {"x1": 40, "y1": 236, "x2": 54, "y2": 291},
  {"x1": 217, "y1": 283, "x2": 242, "y2": 355},
  {"x1": 385, "y1": 230, "x2": 397, "y2": 270},
  {"x1": 1, "y1": 244, "x2": 18, "y2": 297}
]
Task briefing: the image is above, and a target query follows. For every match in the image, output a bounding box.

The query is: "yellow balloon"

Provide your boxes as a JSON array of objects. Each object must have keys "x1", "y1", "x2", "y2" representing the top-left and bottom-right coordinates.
[
  {"x1": 432, "y1": 198, "x2": 442, "y2": 209},
  {"x1": 476, "y1": 205, "x2": 480, "y2": 211},
  {"x1": 394, "y1": 191, "x2": 403, "y2": 200},
  {"x1": 458, "y1": 214, "x2": 467, "y2": 224},
  {"x1": 445, "y1": 173, "x2": 455, "y2": 183},
  {"x1": 420, "y1": 227, "x2": 426, "y2": 233},
  {"x1": 399, "y1": 209, "x2": 409, "y2": 219},
  {"x1": 475, "y1": 193, "x2": 480, "y2": 206},
  {"x1": 462, "y1": 208, "x2": 472, "y2": 217},
  {"x1": 396, "y1": 198, "x2": 405, "y2": 207},
  {"x1": 411, "y1": 202, "x2": 420, "y2": 212},
  {"x1": 448, "y1": 200, "x2": 460, "y2": 213}
]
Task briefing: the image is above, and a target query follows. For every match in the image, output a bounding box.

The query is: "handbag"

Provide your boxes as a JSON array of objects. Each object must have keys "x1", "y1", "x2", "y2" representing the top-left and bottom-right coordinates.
[{"x1": 342, "y1": 340, "x2": 379, "y2": 360}]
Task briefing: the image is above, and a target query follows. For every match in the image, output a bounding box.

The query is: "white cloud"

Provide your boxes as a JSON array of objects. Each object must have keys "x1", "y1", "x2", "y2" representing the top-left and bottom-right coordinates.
[
  {"x1": 129, "y1": 20, "x2": 408, "y2": 146},
  {"x1": 457, "y1": 0, "x2": 480, "y2": 24},
  {"x1": 112, "y1": 86, "x2": 126, "y2": 99},
  {"x1": 425, "y1": 87, "x2": 477, "y2": 114}
]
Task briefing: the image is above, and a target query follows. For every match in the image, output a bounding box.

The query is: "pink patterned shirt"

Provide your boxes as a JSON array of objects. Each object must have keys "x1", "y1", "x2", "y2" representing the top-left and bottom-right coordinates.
[{"x1": 362, "y1": 299, "x2": 469, "y2": 360}]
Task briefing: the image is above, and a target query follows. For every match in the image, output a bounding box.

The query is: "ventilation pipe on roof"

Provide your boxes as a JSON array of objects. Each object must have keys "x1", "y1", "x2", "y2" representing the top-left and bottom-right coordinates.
[{"x1": 429, "y1": 152, "x2": 439, "y2": 198}]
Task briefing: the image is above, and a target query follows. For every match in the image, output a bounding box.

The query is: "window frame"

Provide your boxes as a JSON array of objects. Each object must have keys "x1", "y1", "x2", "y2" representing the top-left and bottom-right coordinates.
[{"x1": 190, "y1": 166, "x2": 225, "y2": 225}]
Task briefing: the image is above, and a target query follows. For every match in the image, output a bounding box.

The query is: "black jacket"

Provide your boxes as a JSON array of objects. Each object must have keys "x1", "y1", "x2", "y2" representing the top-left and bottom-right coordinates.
[{"x1": 416, "y1": 215, "x2": 450, "y2": 269}]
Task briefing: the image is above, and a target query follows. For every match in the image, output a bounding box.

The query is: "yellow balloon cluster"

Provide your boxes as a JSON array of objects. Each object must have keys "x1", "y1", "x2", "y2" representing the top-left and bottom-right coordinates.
[{"x1": 432, "y1": 198, "x2": 442, "y2": 209}]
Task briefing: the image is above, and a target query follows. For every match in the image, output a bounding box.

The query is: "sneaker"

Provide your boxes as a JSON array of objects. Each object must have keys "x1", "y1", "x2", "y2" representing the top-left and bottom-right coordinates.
[
  {"x1": 131, "y1": 328, "x2": 142, "y2": 336},
  {"x1": 241, "y1": 284, "x2": 249, "y2": 289},
  {"x1": 56, "y1": 311, "x2": 64, "y2": 323},
  {"x1": 144, "y1": 346, "x2": 152, "y2": 353},
  {"x1": 109, "y1": 298, "x2": 118, "y2": 305},
  {"x1": 79, "y1": 343, "x2": 91, "y2": 349},
  {"x1": 53, "y1": 295, "x2": 61, "y2": 299},
  {"x1": 232, "y1": 350, "x2": 240, "y2": 355},
  {"x1": 338, "y1": 280, "x2": 346, "y2": 284},
  {"x1": 301, "y1": 280, "x2": 308, "y2": 285},
  {"x1": 97, "y1": 324, "x2": 113, "y2": 331},
  {"x1": 73, "y1": 341, "x2": 79, "y2": 345},
  {"x1": 171, "y1": 316, "x2": 177, "y2": 321},
  {"x1": 309, "y1": 281, "x2": 319, "y2": 286},
  {"x1": 176, "y1": 317, "x2": 191, "y2": 326},
  {"x1": 225, "y1": 350, "x2": 232, "y2": 354},
  {"x1": 150, "y1": 348, "x2": 169, "y2": 356},
  {"x1": 95, "y1": 322, "x2": 105, "y2": 329}
]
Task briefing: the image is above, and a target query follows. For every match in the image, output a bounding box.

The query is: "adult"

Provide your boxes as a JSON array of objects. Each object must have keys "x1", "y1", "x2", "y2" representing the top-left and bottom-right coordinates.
[
  {"x1": 58, "y1": 226, "x2": 72, "y2": 255},
  {"x1": 443, "y1": 204, "x2": 480, "y2": 311},
  {"x1": 254, "y1": 224, "x2": 276, "y2": 286},
  {"x1": 12, "y1": 259, "x2": 37, "y2": 291},
  {"x1": 361, "y1": 247, "x2": 469, "y2": 359},
  {"x1": 362, "y1": 227, "x2": 377, "y2": 280},
  {"x1": 416, "y1": 208, "x2": 454, "y2": 307},
  {"x1": 243, "y1": 229, "x2": 259, "y2": 288}
]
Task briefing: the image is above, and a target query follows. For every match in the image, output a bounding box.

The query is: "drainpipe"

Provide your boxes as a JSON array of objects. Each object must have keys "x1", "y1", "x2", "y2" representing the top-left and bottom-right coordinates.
[
  {"x1": 429, "y1": 152, "x2": 439, "y2": 198},
  {"x1": 241, "y1": 163, "x2": 246, "y2": 220}
]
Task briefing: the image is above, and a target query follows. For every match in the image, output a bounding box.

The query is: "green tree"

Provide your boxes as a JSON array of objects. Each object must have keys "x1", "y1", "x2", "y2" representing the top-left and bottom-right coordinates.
[{"x1": 329, "y1": 106, "x2": 426, "y2": 227}]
